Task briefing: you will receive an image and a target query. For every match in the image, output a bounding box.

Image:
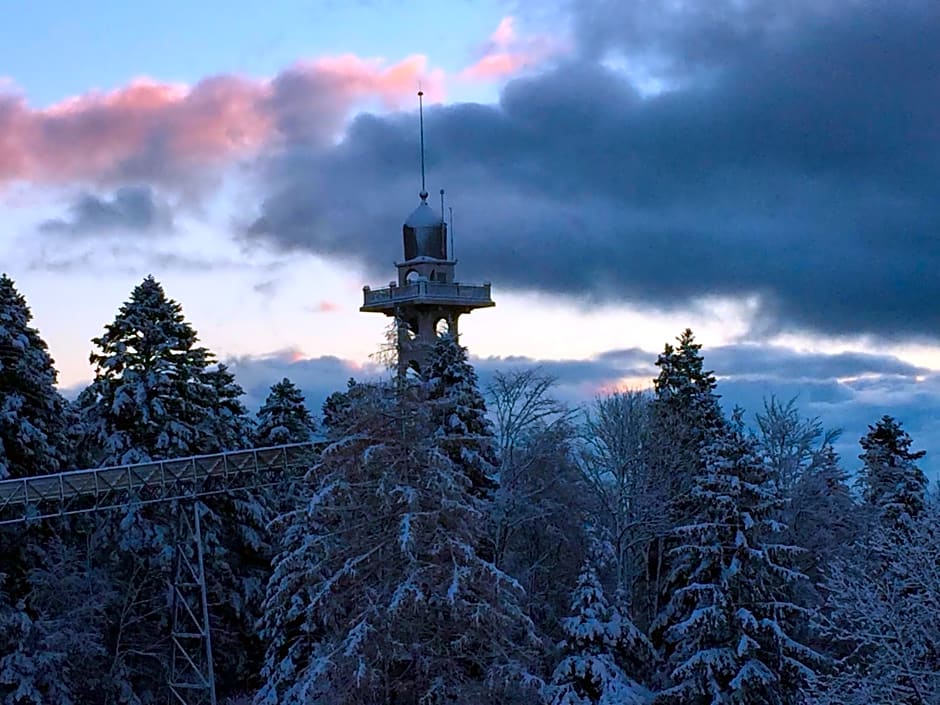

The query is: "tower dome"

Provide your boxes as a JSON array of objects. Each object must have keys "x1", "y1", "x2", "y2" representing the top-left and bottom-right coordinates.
[{"x1": 403, "y1": 194, "x2": 447, "y2": 260}]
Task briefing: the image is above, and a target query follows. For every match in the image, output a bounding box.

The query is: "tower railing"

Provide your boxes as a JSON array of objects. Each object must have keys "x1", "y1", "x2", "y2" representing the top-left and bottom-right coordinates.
[{"x1": 362, "y1": 281, "x2": 492, "y2": 307}]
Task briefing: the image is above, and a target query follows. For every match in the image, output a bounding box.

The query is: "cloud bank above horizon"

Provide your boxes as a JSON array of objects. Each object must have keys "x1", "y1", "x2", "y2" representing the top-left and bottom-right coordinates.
[{"x1": 4, "y1": 2, "x2": 933, "y2": 343}]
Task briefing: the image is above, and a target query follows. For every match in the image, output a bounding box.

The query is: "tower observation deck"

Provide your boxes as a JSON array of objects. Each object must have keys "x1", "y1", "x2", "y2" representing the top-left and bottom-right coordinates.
[{"x1": 361, "y1": 91, "x2": 494, "y2": 374}]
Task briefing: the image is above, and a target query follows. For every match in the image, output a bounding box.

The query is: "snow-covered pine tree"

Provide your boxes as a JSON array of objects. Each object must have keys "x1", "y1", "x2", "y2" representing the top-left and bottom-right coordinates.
[
  {"x1": 0, "y1": 536, "x2": 117, "y2": 705},
  {"x1": 0, "y1": 274, "x2": 69, "y2": 480},
  {"x1": 424, "y1": 334, "x2": 499, "y2": 498},
  {"x1": 257, "y1": 380, "x2": 540, "y2": 704},
  {"x1": 201, "y1": 362, "x2": 255, "y2": 453},
  {"x1": 78, "y1": 277, "x2": 272, "y2": 701},
  {"x1": 0, "y1": 580, "x2": 75, "y2": 705},
  {"x1": 649, "y1": 329, "x2": 725, "y2": 518},
  {"x1": 654, "y1": 416, "x2": 820, "y2": 704},
  {"x1": 65, "y1": 385, "x2": 101, "y2": 471},
  {"x1": 321, "y1": 378, "x2": 359, "y2": 434},
  {"x1": 254, "y1": 377, "x2": 316, "y2": 447},
  {"x1": 0, "y1": 275, "x2": 84, "y2": 703},
  {"x1": 546, "y1": 559, "x2": 651, "y2": 705},
  {"x1": 196, "y1": 364, "x2": 272, "y2": 699},
  {"x1": 83, "y1": 275, "x2": 216, "y2": 465},
  {"x1": 857, "y1": 415, "x2": 927, "y2": 529},
  {"x1": 644, "y1": 331, "x2": 728, "y2": 640}
]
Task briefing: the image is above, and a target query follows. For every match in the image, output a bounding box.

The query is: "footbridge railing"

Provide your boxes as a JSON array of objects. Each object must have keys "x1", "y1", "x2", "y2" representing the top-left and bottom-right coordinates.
[{"x1": 0, "y1": 441, "x2": 319, "y2": 526}]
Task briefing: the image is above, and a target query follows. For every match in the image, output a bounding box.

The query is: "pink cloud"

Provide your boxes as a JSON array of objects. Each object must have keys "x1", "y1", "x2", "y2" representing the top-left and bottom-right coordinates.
[
  {"x1": 309, "y1": 54, "x2": 444, "y2": 108},
  {"x1": 491, "y1": 16, "x2": 517, "y2": 46},
  {"x1": 0, "y1": 54, "x2": 440, "y2": 189},
  {"x1": 310, "y1": 300, "x2": 341, "y2": 314},
  {"x1": 460, "y1": 16, "x2": 561, "y2": 81},
  {"x1": 461, "y1": 54, "x2": 533, "y2": 81}
]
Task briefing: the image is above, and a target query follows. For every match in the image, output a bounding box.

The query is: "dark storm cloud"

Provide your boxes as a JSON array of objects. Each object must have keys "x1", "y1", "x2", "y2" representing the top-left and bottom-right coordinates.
[
  {"x1": 244, "y1": 0, "x2": 940, "y2": 340},
  {"x1": 39, "y1": 186, "x2": 175, "y2": 237},
  {"x1": 707, "y1": 345, "x2": 930, "y2": 382}
]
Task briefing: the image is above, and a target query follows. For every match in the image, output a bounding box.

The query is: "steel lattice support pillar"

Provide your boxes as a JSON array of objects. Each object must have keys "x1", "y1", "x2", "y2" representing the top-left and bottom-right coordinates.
[{"x1": 168, "y1": 501, "x2": 218, "y2": 705}]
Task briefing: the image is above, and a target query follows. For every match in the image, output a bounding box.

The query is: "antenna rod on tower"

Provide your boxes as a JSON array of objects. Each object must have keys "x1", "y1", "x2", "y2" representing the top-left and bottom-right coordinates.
[
  {"x1": 440, "y1": 188, "x2": 447, "y2": 257},
  {"x1": 449, "y1": 206, "x2": 455, "y2": 260},
  {"x1": 418, "y1": 89, "x2": 427, "y2": 196}
]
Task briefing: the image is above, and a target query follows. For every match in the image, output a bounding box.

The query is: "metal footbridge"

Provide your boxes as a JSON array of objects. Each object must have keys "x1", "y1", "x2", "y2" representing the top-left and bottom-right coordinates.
[
  {"x1": 0, "y1": 441, "x2": 319, "y2": 705},
  {"x1": 0, "y1": 442, "x2": 316, "y2": 526}
]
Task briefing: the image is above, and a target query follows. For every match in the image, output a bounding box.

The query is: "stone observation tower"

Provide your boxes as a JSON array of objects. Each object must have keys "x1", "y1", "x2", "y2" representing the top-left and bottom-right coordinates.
[{"x1": 361, "y1": 91, "x2": 494, "y2": 375}]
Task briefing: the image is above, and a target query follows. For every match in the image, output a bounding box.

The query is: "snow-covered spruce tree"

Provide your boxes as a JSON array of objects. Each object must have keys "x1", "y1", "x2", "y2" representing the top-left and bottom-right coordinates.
[
  {"x1": 254, "y1": 377, "x2": 317, "y2": 446},
  {"x1": 645, "y1": 331, "x2": 727, "y2": 639},
  {"x1": 83, "y1": 275, "x2": 216, "y2": 465},
  {"x1": 654, "y1": 416, "x2": 820, "y2": 704},
  {"x1": 0, "y1": 579, "x2": 75, "y2": 705},
  {"x1": 857, "y1": 415, "x2": 927, "y2": 529},
  {"x1": 0, "y1": 274, "x2": 69, "y2": 480},
  {"x1": 201, "y1": 362, "x2": 255, "y2": 452},
  {"x1": 80, "y1": 277, "x2": 269, "y2": 702},
  {"x1": 198, "y1": 363, "x2": 274, "y2": 699},
  {"x1": 321, "y1": 378, "x2": 359, "y2": 435},
  {"x1": 0, "y1": 275, "x2": 82, "y2": 702},
  {"x1": 424, "y1": 334, "x2": 499, "y2": 499},
  {"x1": 546, "y1": 559, "x2": 652, "y2": 705},
  {"x1": 65, "y1": 384, "x2": 102, "y2": 471},
  {"x1": 257, "y1": 381, "x2": 541, "y2": 704},
  {"x1": 649, "y1": 329, "x2": 725, "y2": 517}
]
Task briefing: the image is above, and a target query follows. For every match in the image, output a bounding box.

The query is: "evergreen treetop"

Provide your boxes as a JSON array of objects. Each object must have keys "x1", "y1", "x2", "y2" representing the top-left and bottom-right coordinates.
[
  {"x1": 84, "y1": 275, "x2": 217, "y2": 464},
  {"x1": 858, "y1": 415, "x2": 927, "y2": 528},
  {"x1": 90, "y1": 275, "x2": 207, "y2": 376},
  {"x1": 0, "y1": 274, "x2": 68, "y2": 479},
  {"x1": 651, "y1": 329, "x2": 725, "y2": 449},
  {"x1": 425, "y1": 336, "x2": 491, "y2": 431},
  {"x1": 649, "y1": 329, "x2": 727, "y2": 534},
  {"x1": 201, "y1": 362, "x2": 254, "y2": 453},
  {"x1": 653, "y1": 329, "x2": 718, "y2": 406},
  {"x1": 254, "y1": 377, "x2": 316, "y2": 447}
]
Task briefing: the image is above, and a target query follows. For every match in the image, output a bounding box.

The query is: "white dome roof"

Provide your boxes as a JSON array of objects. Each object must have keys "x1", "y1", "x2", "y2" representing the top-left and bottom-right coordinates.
[{"x1": 404, "y1": 199, "x2": 443, "y2": 229}]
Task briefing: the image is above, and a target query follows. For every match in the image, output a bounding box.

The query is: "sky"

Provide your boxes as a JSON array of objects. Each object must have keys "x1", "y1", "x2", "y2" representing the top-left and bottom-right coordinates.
[{"x1": 1, "y1": 0, "x2": 938, "y2": 477}]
